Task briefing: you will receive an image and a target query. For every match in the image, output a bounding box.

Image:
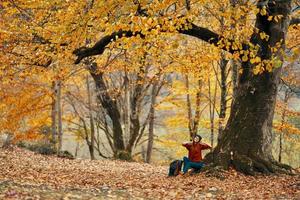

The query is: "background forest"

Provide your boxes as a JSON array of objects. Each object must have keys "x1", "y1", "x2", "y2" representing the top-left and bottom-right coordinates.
[{"x1": 0, "y1": 0, "x2": 300, "y2": 170}]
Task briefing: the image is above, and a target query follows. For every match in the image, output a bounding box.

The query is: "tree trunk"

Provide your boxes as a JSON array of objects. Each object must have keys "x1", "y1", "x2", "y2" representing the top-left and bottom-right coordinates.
[
  {"x1": 278, "y1": 88, "x2": 291, "y2": 163},
  {"x1": 89, "y1": 63, "x2": 126, "y2": 158},
  {"x1": 74, "y1": 141, "x2": 80, "y2": 158},
  {"x1": 218, "y1": 55, "x2": 229, "y2": 143},
  {"x1": 278, "y1": 132, "x2": 282, "y2": 163},
  {"x1": 205, "y1": 0, "x2": 293, "y2": 174},
  {"x1": 57, "y1": 80, "x2": 63, "y2": 152},
  {"x1": 51, "y1": 81, "x2": 57, "y2": 145},
  {"x1": 123, "y1": 68, "x2": 130, "y2": 147},
  {"x1": 231, "y1": 60, "x2": 239, "y2": 99},
  {"x1": 86, "y1": 75, "x2": 95, "y2": 160},
  {"x1": 208, "y1": 74, "x2": 217, "y2": 149},
  {"x1": 185, "y1": 75, "x2": 193, "y2": 139},
  {"x1": 126, "y1": 66, "x2": 145, "y2": 154},
  {"x1": 146, "y1": 83, "x2": 157, "y2": 163},
  {"x1": 192, "y1": 80, "x2": 202, "y2": 136}
]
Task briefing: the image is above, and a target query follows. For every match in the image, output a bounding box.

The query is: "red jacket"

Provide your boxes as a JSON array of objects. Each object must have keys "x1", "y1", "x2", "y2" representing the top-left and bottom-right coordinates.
[{"x1": 182, "y1": 142, "x2": 211, "y2": 162}]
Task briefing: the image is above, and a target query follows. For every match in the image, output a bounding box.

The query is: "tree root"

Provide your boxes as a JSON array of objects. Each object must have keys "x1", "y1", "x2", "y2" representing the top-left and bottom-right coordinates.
[
  {"x1": 233, "y1": 155, "x2": 296, "y2": 175},
  {"x1": 204, "y1": 152, "x2": 296, "y2": 176},
  {"x1": 202, "y1": 165, "x2": 228, "y2": 180}
]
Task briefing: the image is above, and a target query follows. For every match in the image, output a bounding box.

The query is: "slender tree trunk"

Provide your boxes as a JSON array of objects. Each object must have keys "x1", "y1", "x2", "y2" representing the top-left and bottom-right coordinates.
[
  {"x1": 51, "y1": 81, "x2": 57, "y2": 145},
  {"x1": 141, "y1": 145, "x2": 147, "y2": 162},
  {"x1": 185, "y1": 75, "x2": 193, "y2": 139},
  {"x1": 146, "y1": 83, "x2": 157, "y2": 163},
  {"x1": 86, "y1": 75, "x2": 95, "y2": 160},
  {"x1": 278, "y1": 89, "x2": 291, "y2": 163},
  {"x1": 192, "y1": 79, "x2": 202, "y2": 136},
  {"x1": 3, "y1": 134, "x2": 13, "y2": 148},
  {"x1": 278, "y1": 132, "x2": 283, "y2": 163},
  {"x1": 208, "y1": 74, "x2": 217, "y2": 149},
  {"x1": 206, "y1": 0, "x2": 293, "y2": 174},
  {"x1": 74, "y1": 141, "x2": 80, "y2": 158},
  {"x1": 57, "y1": 80, "x2": 63, "y2": 152},
  {"x1": 124, "y1": 68, "x2": 130, "y2": 147}
]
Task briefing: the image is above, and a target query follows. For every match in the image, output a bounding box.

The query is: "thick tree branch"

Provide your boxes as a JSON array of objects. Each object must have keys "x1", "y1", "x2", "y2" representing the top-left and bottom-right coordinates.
[
  {"x1": 290, "y1": 17, "x2": 300, "y2": 25},
  {"x1": 73, "y1": 23, "x2": 247, "y2": 64},
  {"x1": 73, "y1": 30, "x2": 139, "y2": 64}
]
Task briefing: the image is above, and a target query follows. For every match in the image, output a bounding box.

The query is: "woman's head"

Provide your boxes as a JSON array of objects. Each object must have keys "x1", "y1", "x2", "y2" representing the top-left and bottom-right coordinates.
[{"x1": 193, "y1": 135, "x2": 202, "y2": 143}]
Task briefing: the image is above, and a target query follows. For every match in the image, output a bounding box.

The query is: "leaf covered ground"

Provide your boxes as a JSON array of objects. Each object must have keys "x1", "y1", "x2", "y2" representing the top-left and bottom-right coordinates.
[{"x1": 0, "y1": 147, "x2": 299, "y2": 199}]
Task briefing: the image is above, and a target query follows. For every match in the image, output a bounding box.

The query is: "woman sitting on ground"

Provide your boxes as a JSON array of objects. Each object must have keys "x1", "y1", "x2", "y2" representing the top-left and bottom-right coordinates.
[{"x1": 182, "y1": 135, "x2": 212, "y2": 174}]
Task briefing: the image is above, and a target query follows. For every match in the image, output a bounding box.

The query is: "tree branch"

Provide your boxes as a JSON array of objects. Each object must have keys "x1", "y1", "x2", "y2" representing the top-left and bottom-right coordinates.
[
  {"x1": 73, "y1": 30, "x2": 140, "y2": 64},
  {"x1": 290, "y1": 17, "x2": 300, "y2": 26},
  {"x1": 73, "y1": 23, "x2": 247, "y2": 64}
]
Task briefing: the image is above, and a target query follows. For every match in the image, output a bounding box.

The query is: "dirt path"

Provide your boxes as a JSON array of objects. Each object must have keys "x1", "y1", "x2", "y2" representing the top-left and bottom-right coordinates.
[{"x1": 0, "y1": 147, "x2": 299, "y2": 199}]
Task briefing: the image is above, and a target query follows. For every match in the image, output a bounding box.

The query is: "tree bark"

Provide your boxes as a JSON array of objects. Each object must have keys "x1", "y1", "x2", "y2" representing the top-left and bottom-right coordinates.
[
  {"x1": 185, "y1": 75, "x2": 193, "y2": 139},
  {"x1": 51, "y1": 81, "x2": 57, "y2": 145},
  {"x1": 57, "y1": 80, "x2": 63, "y2": 152},
  {"x1": 126, "y1": 66, "x2": 145, "y2": 154},
  {"x1": 218, "y1": 56, "x2": 229, "y2": 143},
  {"x1": 208, "y1": 73, "x2": 217, "y2": 149},
  {"x1": 205, "y1": 0, "x2": 293, "y2": 174},
  {"x1": 89, "y1": 63, "x2": 126, "y2": 158},
  {"x1": 193, "y1": 79, "x2": 202, "y2": 137},
  {"x1": 231, "y1": 60, "x2": 239, "y2": 99},
  {"x1": 185, "y1": 76, "x2": 202, "y2": 139},
  {"x1": 123, "y1": 68, "x2": 130, "y2": 147},
  {"x1": 86, "y1": 75, "x2": 95, "y2": 160},
  {"x1": 146, "y1": 83, "x2": 157, "y2": 163},
  {"x1": 278, "y1": 88, "x2": 292, "y2": 163}
]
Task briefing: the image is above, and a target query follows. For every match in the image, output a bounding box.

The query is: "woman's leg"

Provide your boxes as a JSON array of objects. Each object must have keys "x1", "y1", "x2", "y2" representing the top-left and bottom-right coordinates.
[
  {"x1": 182, "y1": 157, "x2": 191, "y2": 174},
  {"x1": 189, "y1": 161, "x2": 204, "y2": 171}
]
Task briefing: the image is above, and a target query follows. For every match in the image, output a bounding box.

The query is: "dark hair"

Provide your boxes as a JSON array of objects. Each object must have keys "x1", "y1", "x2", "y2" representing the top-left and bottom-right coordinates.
[{"x1": 194, "y1": 135, "x2": 202, "y2": 141}]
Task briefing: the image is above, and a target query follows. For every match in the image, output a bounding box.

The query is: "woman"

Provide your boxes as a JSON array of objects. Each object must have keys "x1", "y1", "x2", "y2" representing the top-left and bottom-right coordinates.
[{"x1": 182, "y1": 135, "x2": 212, "y2": 174}]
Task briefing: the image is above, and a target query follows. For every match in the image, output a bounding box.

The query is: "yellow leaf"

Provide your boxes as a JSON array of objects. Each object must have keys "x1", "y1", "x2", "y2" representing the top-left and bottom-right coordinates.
[
  {"x1": 242, "y1": 55, "x2": 248, "y2": 62},
  {"x1": 250, "y1": 56, "x2": 261, "y2": 64},
  {"x1": 267, "y1": 16, "x2": 273, "y2": 21},
  {"x1": 260, "y1": 7, "x2": 267, "y2": 16}
]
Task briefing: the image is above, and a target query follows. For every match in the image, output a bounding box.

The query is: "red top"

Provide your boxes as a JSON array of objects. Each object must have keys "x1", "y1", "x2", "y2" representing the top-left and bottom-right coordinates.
[{"x1": 182, "y1": 142, "x2": 211, "y2": 162}]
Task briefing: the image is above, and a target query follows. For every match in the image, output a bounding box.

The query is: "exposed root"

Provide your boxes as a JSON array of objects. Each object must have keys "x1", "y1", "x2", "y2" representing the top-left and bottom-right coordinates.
[
  {"x1": 232, "y1": 155, "x2": 255, "y2": 175},
  {"x1": 205, "y1": 152, "x2": 294, "y2": 176},
  {"x1": 202, "y1": 165, "x2": 228, "y2": 180}
]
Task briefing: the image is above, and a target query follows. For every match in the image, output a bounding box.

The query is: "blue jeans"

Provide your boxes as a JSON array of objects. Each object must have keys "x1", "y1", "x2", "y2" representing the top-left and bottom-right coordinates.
[{"x1": 182, "y1": 156, "x2": 204, "y2": 174}]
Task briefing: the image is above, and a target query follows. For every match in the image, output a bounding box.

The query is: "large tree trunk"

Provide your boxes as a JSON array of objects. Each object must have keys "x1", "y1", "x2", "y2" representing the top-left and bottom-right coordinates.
[
  {"x1": 218, "y1": 56, "x2": 229, "y2": 143},
  {"x1": 205, "y1": 0, "x2": 293, "y2": 174},
  {"x1": 89, "y1": 64, "x2": 126, "y2": 158},
  {"x1": 231, "y1": 60, "x2": 239, "y2": 99},
  {"x1": 126, "y1": 66, "x2": 145, "y2": 154}
]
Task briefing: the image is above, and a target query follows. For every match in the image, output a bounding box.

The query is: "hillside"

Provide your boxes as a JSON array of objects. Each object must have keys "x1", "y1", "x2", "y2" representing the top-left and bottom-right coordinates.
[{"x1": 0, "y1": 147, "x2": 299, "y2": 199}]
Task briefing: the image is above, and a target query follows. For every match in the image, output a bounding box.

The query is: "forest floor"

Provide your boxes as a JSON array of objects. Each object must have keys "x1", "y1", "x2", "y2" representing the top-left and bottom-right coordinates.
[{"x1": 0, "y1": 147, "x2": 299, "y2": 200}]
